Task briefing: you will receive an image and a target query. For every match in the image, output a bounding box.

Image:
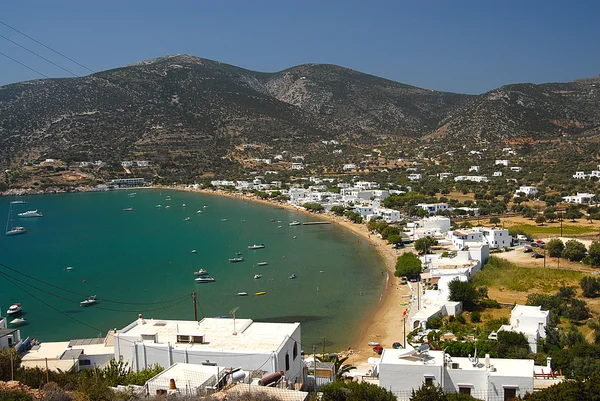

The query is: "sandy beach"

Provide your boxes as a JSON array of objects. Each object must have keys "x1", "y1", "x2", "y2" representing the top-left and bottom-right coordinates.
[{"x1": 169, "y1": 186, "x2": 413, "y2": 364}]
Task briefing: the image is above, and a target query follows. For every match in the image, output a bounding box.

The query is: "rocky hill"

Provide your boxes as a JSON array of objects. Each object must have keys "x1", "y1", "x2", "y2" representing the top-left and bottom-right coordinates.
[{"x1": 0, "y1": 54, "x2": 599, "y2": 173}]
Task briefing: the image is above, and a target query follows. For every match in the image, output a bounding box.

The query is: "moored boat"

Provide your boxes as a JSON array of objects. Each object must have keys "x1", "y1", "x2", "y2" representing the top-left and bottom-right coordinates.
[
  {"x1": 254, "y1": 291, "x2": 266, "y2": 296},
  {"x1": 5, "y1": 203, "x2": 27, "y2": 236},
  {"x1": 248, "y1": 244, "x2": 265, "y2": 250},
  {"x1": 193, "y1": 269, "x2": 208, "y2": 276},
  {"x1": 289, "y1": 221, "x2": 302, "y2": 226},
  {"x1": 236, "y1": 292, "x2": 248, "y2": 296},
  {"x1": 17, "y1": 210, "x2": 43, "y2": 218},
  {"x1": 195, "y1": 277, "x2": 216, "y2": 283},
  {"x1": 289, "y1": 274, "x2": 297, "y2": 279},
  {"x1": 229, "y1": 257, "x2": 244, "y2": 263},
  {"x1": 6, "y1": 304, "x2": 22, "y2": 316},
  {"x1": 254, "y1": 274, "x2": 262, "y2": 279},
  {"x1": 80, "y1": 296, "x2": 97, "y2": 307},
  {"x1": 256, "y1": 262, "x2": 268, "y2": 266},
  {"x1": 10, "y1": 318, "x2": 26, "y2": 325},
  {"x1": 123, "y1": 207, "x2": 133, "y2": 212}
]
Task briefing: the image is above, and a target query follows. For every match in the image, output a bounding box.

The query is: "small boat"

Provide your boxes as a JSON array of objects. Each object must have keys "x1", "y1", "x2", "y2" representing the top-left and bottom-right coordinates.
[
  {"x1": 5, "y1": 203, "x2": 27, "y2": 236},
  {"x1": 221, "y1": 218, "x2": 227, "y2": 222},
  {"x1": 11, "y1": 198, "x2": 26, "y2": 204},
  {"x1": 289, "y1": 274, "x2": 297, "y2": 279},
  {"x1": 10, "y1": 318, "x2": 26, "y2": 325},
  {"x1": 165, "y1": 205, "x2": 171, "y2": 209},
  {"x1": 289, "y1": 221, "x2": 302, "y2": 226},
  {"x1": 193, "y1": 269, "x2": 208, "y2": 276},
  {"x1": 191, "y1": 249, "x2": 197, "y2": 253},
  {"x1": 254, "y1": 291, "x2": 266, "y2": 296},
  {"x1": 6, "y1": 226, "x2": 27, "y2": 236},
  {"x1": 229, "y1": 257, "x2": 244, "y2": 263},
  {"x1": 166, "y1": 196, "x2": 172, "y2": 201},
  {"x1": 236, "y1": 292, "x2": 249, "y2": 296},
  {"x1": 248, "y1": 244, "x2": 265, "y2": 250},
  {"x1": 184, "y1": 217, "x2": 191, "y2": 221},
  {"x1": 203, "y1": 205, "x2": 208, "y2": 208},
  {"x1": 17, "y1": 210, "x2": 43, "y2": 218},
  {"x1": 65, "y1": 266, "x2": 73, "y2": 271},
  {"x1": 6, "y1": 304, "x2": 22, "y2": 316},
  {"x1": 123, "y1": 207, "x2": 133, "y2": 212},
  {"x1": 156, "y1": 204, "x2": 162, "y2": 208},
  {"x1": 80, "y1": 296, "x2": 97, "y2": 307},
  {"x1": 278, "y1": 225, "x2": 282, "y2": 228},
  {"x1": 367, "y1": 341, "x2": 380, "y2": 347},
  {"x1": 270, "y1": 219, "x2": 276, "y2": 222},
  {"x1": 236, "y1": 251, "x2": 243, "y2": 256},
  {"x1": 195, "y1": 277, "x2": 216, "y2": 283},
  {"x1": 197, "y1": 210, "x2": 203, "y2": 214},
  {"x1": 256, "y1": 262, "x2": 268, "y2": 266},
  {"x1": 254, "y1": 274, "x2": 262, "y2": 279},
  {"x1": 128, "y1": 193, "x2": 137, "y2": 197},
  {"x1": 182, "y1": 203, "x2": 187, "y2": 207},
  {"x1": 293, "y1": 236, "x2": 297, "y2": 239}
]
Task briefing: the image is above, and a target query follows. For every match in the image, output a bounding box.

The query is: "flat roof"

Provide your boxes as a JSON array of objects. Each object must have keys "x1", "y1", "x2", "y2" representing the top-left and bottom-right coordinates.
[
  {"x1": 380, "y1": 348, "x2": 444, "y2": 367},
  {"x1": 146, "y1": 362, "x2": 222, "y2": 388},
  {"x1": 21, "y1": 341, "x2": 70, "y2": 361},
  {"x1": 224, "y1": 383, "x2": 309, "y2": 401},
  {"x1": 513, "y1": 305, "x2": 549, "y2": 318},
  {"x1": 117, "y1": 318, "x2": 299, "y2": 354},
  {"x1": 0, "y1": 328, "x2": 18, "y2": 338}
]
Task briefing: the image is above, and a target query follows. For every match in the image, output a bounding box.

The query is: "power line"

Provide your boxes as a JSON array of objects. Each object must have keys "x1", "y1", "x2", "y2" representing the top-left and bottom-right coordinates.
[
  {"x1": 0, "y1": 19, "x2": 94, "y2": 73},
  {"x1": 0, "y1": 33, "x2": 79, "y2": 77},
  {"x1": 0, "y1": 262, "x2": 189, "y2": 305},
  {"x1": 0, "y1": 50, "x2": 53, "y2": 80}
]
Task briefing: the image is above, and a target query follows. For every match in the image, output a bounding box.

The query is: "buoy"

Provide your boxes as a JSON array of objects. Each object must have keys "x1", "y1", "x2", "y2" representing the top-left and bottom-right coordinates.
[
  {"x1": 359, "y1": 292, "x2": 363, "y2": 296},
  {"x1": 82, "y1": 280, "x2": 86, "y2": 283}
]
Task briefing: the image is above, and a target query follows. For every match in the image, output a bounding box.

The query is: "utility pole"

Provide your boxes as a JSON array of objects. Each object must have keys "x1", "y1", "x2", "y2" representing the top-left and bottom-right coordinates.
[
  {"x1": 192, "y1": 292, "x2": 197, "y2": 321},
  {"x1": 543, "y1": 248, "x2": 546, "y2": 269},
  {"x1": 322, "y1": 337, "x2": 325, "y2": 357},
  {"x1": 403, "y1": 310, "x2": 407, "y2": 349},
  {"x1": 45, "y1": 358, "x2": 49, "y2": 383},
  {"x1": 10, "y1": 353, "x2": 14, "y2": 381}
]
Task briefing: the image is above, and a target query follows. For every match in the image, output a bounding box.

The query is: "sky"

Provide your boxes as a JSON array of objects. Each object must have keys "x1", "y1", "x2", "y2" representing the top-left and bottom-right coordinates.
[{"x1": 0, "y1": 0, "x2": 598, "y2": 94}]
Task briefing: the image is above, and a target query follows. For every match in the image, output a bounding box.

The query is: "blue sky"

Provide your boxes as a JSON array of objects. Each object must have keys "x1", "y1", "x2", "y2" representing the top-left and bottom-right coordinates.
[{"x1": 0, "y1": 0, "x2": 598, "y2": 93}]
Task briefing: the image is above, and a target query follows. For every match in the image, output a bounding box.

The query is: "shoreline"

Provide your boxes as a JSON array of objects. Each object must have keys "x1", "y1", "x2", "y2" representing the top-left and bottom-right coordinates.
[{"x1": 166, "y1": 186, "x2": 411, "y2": 364}]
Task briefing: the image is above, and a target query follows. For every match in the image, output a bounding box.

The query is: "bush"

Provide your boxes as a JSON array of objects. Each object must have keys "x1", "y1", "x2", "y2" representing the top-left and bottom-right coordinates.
[
  {"x1": 479, "y1": 299, "x2": 501, "y2": 309},
  {"x1": 470, "y1": 311, "x2": 481, "y2": 323},
  {"x1": 563, "y1": 240, "x2": 587, "y2": 262},
  {"x1": 428, "y1": 316, "x2": 443, "y2": 330},
  {"x1": 0, "y1": 389, "x2": 33, "y2": 401}
]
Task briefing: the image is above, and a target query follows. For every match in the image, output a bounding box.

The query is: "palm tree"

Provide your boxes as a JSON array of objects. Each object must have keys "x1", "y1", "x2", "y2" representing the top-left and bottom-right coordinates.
[{"x1": 316, "y1": 354, "x2": 355, "y2": 380}]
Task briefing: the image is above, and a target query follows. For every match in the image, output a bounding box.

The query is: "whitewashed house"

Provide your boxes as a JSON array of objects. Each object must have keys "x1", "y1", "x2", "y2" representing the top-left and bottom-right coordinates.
[
  {"x1": 379, "y1": 348, "x2": 534, "y2": 401},
  {"x1": 121, "y1": 161, "x2": 133, "y2": 168},
  {"x1": 481, "y1": 227, "x2": 511, "y2": 249},
  {"x1": 438, "y1": 172, "x2": 454, "y2": 180},
  {"x1": 289, "y1": 188, "x2": 310, "y2": 204},
  {"x1": 355, "y1": 181, "x2": 380, "y2": 190},
  {"x1": 416, "y1": 203, "x2": 448, "y2": 216},
  {"x1": 562, "y1": 192, "x2": 595, "y2": 204},
  {"x1": 291, "y1": 163, "x2": 304, "y2": 170},
  {"x1": 373, "y1": 207, "x2": 401, "y2": 223},
  {"x1": 573, "y1": 171, "x2": 586, "y2": 179},
  {"x1": 447, "y1": 230, "x2": 484, "y2": 250},
  {"x1": 405, "y1": 216, "x2": 451, "y2": 240},
  {"x1": 469, "y1": 166, "x2": 480, "y2": 172},
  {"x1": 343, "y1": 163, "x2": 356, "y2": 170},
  {"x1": 515, "y1": 186, "x2": 538, "y2": 197},
  {"x1": 407, "y1": 173, "x2": 422, "y2": 181},
  {"x1": 0, "y1": 315, "x2": 21, "y2": 350},
  {"x1": 510, "y1": 166, "x2": 522, "y2": 172},
  {"x1": 454, "y1": 176, "x2": 489, "y2": 183},
  {"x1": 113, "y1": 317, "x2": 303, "y2": 383},
  {"x1": 495, "y1": 159, "x2": 509, "y2": 167},
  {"x1": 496, "y1": 305, "x2": 549, "y2": 353},
  {"x1": 493, "y1": 171, "x2": 503, "y2": 177}
]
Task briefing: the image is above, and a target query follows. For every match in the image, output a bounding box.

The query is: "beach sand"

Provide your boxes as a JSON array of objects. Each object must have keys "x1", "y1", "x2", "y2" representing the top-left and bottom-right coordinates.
[{"x1": 171, "y1": 186, "x2": 412, "y2": 364}]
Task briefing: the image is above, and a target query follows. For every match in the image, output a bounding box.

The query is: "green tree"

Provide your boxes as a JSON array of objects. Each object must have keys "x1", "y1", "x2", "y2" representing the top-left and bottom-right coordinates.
[
  {"x1": 565, "y1": 206, "x2": 583, "y2": 222},
  {"x1": 330, "y1": 205, "x2": 346, "y2": 216},
  {"x1": 395, "y1": 252, "x2": 422, "y2": 280},
  {"x1": 321, "y1": 380, "x2": 397, "y2": 401},
  {"x1": 546, "y1": 238, "x2": 565, "y2": 258},
  {"x1": 414, "y1": 236, "x2": 438, "y2": 254},
  {"x1": 0, "y1": 347, "x2": 20, "y2": 381},
  {"x1": 410, "y1": 384, "x2": 447, "y2": 401},
  {"x1": 488, "y1": 216, "x2": 501, "y2": 225},
  {"x1": 535, "y1": 215, "x2": 546, "y2": 225},
  {"x1": 580, "y1": 276, "x2": 600, "y2": 298},
  {"x1": 563, "y1": 240, "x2": 587, "y2": 262},
  {"x1": 588, "y1": 241, "x2": 600, "y2": 268},
  {"x1": 448, "y1": 278, "x2": 478, "y2": 310}
]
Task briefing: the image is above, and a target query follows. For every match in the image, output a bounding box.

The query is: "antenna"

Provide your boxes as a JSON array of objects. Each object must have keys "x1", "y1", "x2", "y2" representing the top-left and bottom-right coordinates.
[{"x1": 229, "y1": 307, "x2": 240, "y2": 335}]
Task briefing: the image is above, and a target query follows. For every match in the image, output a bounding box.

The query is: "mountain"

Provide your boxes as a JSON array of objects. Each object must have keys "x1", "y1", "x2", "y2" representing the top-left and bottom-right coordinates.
[{"x1": 0, "y1": 54, "x2": 599, "y2": 174}]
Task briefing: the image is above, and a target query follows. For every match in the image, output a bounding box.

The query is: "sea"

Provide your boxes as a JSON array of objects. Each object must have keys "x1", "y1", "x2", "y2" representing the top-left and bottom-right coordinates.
[{"x1": 0, "y1": 189, "x2": 386, "y2": 351}]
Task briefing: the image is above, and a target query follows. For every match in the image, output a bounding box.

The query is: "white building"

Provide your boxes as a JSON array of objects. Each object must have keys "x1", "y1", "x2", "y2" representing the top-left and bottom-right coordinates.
[
  {"x1": 379, "y1": 348, "x2": 534, "y2": 401},
  {"x1": 562, "y1": 192, "x2": 595, "y2": 204},
  {"x1": 493, "y1": 171, "x2": 502, "y2": 177},
  {"x1": 573, "y1": 171, "x2": 586, "y2": 179},
  {"x1": 343, "y1": 163, "x2": 356, "y2": 170},
  {"x1": 407, "y1": 173, "x2": 422, "y2": 181},
  {"x1": 469, "y1": 166, "x2": 480, "y2": 172},
  {"x1": 136, "y1": 160, "x2": 151, "y2": 167},
  {"x1": 291, "y1": 163, "x2": 304, "y2": 170},
  {"x1": 417, "y1": 203, "x2": 448, "y2": 216},
  {"x1": 454, "y1": 176, "x2": 489, "y2": 183},
  {"x1": 0, "y1": 315, "x2": 21, "y2": 350},
  {"x1": 495, "y1": 159, "x2": 509, "y2": 166},
  {"x1": 481, "y1": 227, "x2": 511, "y2": 249},
  {"x1": 447, "y1": 230, "x2": 484, "y2": 250},
  {"x1": 144, "y1": 362, "x2": 226, "y2": 397},
  {"x1": 355, "y1": 181, "x2": 380, "y2": 190},
  {"x1": 405, "y1": 216, "x2": 451, "y2": 240},
  {"x1": 438, "y1": 173, "x2": 453, "y2": 180},
  {"x1": 113, "y1": 317, "x2": 302, "y2": 383},
  {"x1": 121, "y1": 161, "x2": 133, "y2": 168},
  {"x1": 448, "y1": 228, "x2": 510, "y2": 250},
  {"x1": 373, "y1": 207, "x2": 401, "y2": 223},
  {"x1": 496, "y1": 305, "x2": 549, "y2": 353},
  {"x1": 109, "y1": 178, "x2": 145, "y2": 187},
  {"x1": 510, "y1": 167, "x2": 522, "y2": 172},
  {"x1": 515, "y1": 186, "x2": 538, "y2": 197}
]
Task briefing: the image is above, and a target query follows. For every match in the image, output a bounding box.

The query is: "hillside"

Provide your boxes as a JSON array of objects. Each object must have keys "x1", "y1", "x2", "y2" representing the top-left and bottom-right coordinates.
[{"x1": 0, "y1": 54, "x2": 599, "y2": 175}]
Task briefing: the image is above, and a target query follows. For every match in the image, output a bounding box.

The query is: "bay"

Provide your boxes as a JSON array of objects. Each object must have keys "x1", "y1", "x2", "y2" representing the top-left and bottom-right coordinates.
[{"x1": 0, "y1": 190, "x2": 386, "y2": 350}]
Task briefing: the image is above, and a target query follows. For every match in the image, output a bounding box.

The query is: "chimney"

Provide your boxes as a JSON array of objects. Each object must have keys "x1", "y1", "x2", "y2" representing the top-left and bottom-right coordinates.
[
  {"x1": 546, "y1": 357, "x2": 552, "y2": 369},
  {"x1": 169, "y1": 378, "x2": 176, "y2": 390},
  {"x1": 485, "y1": 354, "x2": 490, "y2": 369}
]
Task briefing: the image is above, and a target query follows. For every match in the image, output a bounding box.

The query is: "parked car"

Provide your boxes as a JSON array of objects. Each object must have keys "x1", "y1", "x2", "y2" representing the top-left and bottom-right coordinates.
[
  {"x1": 523, "y1": 247, "x2": 533, "y2": 253},
  {"x1": 400, "y1": 276, "x2": 408, "y2": 285},
  {"x1": 535, "y1": 240, "x2": 545, "y2": 245},
  {"x1": 532, "y1": 252, "x2": 544, "y2": 259}
]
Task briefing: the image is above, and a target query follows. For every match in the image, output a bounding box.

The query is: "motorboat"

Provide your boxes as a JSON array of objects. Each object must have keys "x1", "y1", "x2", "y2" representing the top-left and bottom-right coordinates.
[
  {"x1": 10, "y1": 318, "x2": 26, "y2": 325},
  {"x1": 254, "y1": 274, "x2": 262, "y2": 279},
  {"x1": 196, "y1": 210, "x2": 203, "y2": 214},
  {"x1": 195, "y1": 277, "x2": 216, "y2": 283},
  {"x1": 289, "y1": 274, "x2": 297, "y2": 279},
  {"x1": 17, "y1": 210, "x2": 43, "y2": 218},
  {"x1": 256, "y1": 262, "x2": 268, "y2": 266},
  {"x1": 221, "y1": 218, "x2": 227, "y2": 222},
  {"x1": 193, "y1": 269, "x2": 208, "y2": 276},
  {"x1": 190, "y1": 249, "x2": 197, "y2": 253},
  {"x1": 128, "y1": 193, "x2": 137, "y2": 197},
  {"x1": 248, "y1": 244, "x2": 265, "y2": 250},
  {"x1": 254, "y1": 291, "x2": 266, "y2": 296},
  {"x1": 289, "y1": 221, "x2": 302, "y2": 226},
  {"x1": 166, "y1": 196, "x2": 172, "y2": 201},
  {"x1": 5, "y1": 226, "x2": 27, "y2": 236},
  {"x1": 156, "y1": 204, "x2": 162, "y2": 208},
  {"x1": 236, "y1": 292, "x2": 249, "y2": 296},
  {"x1": 11, "y1": 197, "x2": 26, "y2": 204},
  {"x1": 367, "y1": 341, "x2": 380, "y2": 347},
  {"x1": 184, "y1": 217, "x2": 190, "y2": 221},
  {"x1": 203, "y1": 205, "x2": 208, "y2": 208},
  {"x1": 165, "y1": 205, "x2": 171, "y2": 209},
  {"x1": 123, "y1": 207, "x2": 133, "y2": 212},
  {"x1": 65, "y1": 266, "x2": 73, "y2": 271},
  {"x1": 6, "y1": 304, "x2": 22, "y2": 316},
  {"x1": 182, "y1": 203, "x2": 187, "y2": 207},
  {"x1": 80, "y1": 296, "x2": 97, "y2": 307},
  {"x1": 229, "y1": 257, "x2": 244, "y2": 263}
]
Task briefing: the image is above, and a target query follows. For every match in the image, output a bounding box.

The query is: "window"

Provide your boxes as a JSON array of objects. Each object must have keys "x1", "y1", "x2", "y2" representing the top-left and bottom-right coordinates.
[
  {"x1": 424, "y1": 377, "x2": 434, "y2": 386},
  {"x1": 504, "y1": 388, "x2": 517, "y2": 401},
  {"x1": 459, "y1": 387, "x2": 471, "y2": 395},
  {"x1": 293, "y1": 343, "x2": 298, "y2": 360},
  {"x1": 285, "y1": 353, "x2": 290, "y2": 371}
]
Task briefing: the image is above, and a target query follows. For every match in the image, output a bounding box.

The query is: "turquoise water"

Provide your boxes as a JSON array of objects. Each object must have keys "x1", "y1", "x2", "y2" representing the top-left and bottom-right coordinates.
[{"x1": 0, "y1": 190, "x2": 386, "y2": 350}]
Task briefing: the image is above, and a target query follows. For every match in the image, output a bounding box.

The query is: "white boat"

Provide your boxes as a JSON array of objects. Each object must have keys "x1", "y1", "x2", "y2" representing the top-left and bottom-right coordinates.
[
  {"x1": 65, "y1": 266, "x2": 73, "y2": 271},
  {"x1": 236, "y1": 292, "x2": 248, "y2": 296},
  {"x1": 17, "y1": 210, "x2": 43, "y2": 218},
  {"x1": 182, "y1": 203, "x2": 187, "y2": 207},
  {"x1": 128, "y1": 193, "x2": 137, "y2": 197},
  {"x1": 10, "y1": 318, "x2": 26, "y2": 325},
  {"x1": 254, "y1": 274, "x2": 262, "y2": 279},
  {"x1": 190, "y1": 249, "x2": 197, "y2": 253},
  {"x1": 229, "y1": 257, "x2": 244, "y2": 263},
  {"x1": 123, "y1": 207, "x2": 133, "y2": 212},
  {"x1": 195, "y1": 277, "x2": 215, "y2": 283},
  {"x1": 289, "y1": 274, "x2": 297, "y2": 279},
  {"x1": 289, "y1": 221, "x2": 301, "y2": 226},
  {"x1": 256, "y1": 262, "x2": 268, "y2": 266},
  {"x1": 196, "y1": 210, "x2": 203, "y2": 214},
  {"x1": 367, "y1": 341, "x2": 380, "y2": 347},
  {"x1": 6, "y1": 304, "x2": 22, "y2": 316},
  {"x1": 80, "y1": 295, "x2": 97, "y2": 307},
  {"x1": 248, "y1": 244, "x2": 265, "y2": 250},
  {"x1": 203, "y1": 205, "x2": 208, "y2": 208},
  {"x1": 184, "y1": 217, "x2": 190, "y2": 221},
  {"x1": 193, "y1": 269, "x2": 208, "y2": 276},
  {"x1": 221, "y1": 218, "x2": 227, "y2": 222},
  {"x1": 156, "y1": 204, "x2": 162, "y2": 208},
  {"x1": 5, "y1": 204, "x2": 27, "y2": 236},
  {"x1": 165, "y1": 205, "x2": 171, "y2": 209},
  {"x1": 11, "y1": 197, "x2": 26, "y2": 204}
]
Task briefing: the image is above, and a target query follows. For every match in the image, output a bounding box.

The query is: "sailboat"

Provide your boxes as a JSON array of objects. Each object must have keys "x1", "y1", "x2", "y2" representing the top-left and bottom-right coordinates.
[{"x1": 5, "y1": 203, "x2": 27, "y2": 236}]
